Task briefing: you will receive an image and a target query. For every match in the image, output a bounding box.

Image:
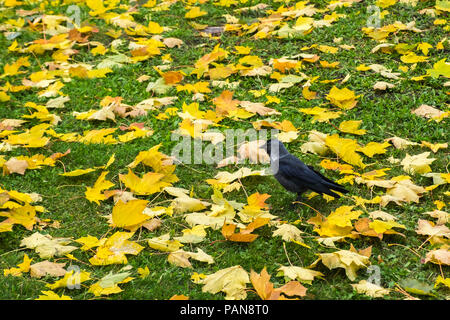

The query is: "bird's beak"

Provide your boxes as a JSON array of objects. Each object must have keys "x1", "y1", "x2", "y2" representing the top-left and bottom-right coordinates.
[{"x1": 260, "y1": 140, "x2": 271, "y2": 156}]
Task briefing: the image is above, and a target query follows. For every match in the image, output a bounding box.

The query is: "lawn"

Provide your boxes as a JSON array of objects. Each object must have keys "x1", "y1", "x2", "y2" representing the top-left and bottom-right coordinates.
[{"x1": 0, "y1": 0, "x2": 448, "y2": 300}]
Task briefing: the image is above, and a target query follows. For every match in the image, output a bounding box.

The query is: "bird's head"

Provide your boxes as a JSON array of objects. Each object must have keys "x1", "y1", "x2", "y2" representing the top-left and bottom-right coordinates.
[{"x1": 260, "y1": 138, "x2": 281, "y2": 157}]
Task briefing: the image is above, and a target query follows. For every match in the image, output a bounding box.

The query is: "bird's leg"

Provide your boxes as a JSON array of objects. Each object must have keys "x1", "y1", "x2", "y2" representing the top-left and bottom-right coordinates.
[{"x1": 291, "y1": 189, "x2": 306, "y2": 207}]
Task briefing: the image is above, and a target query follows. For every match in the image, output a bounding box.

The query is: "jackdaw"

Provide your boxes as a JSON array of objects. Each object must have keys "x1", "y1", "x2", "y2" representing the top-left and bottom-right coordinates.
[{"x1": 260, "y1": 139, "x2": 349, "y2": 202}]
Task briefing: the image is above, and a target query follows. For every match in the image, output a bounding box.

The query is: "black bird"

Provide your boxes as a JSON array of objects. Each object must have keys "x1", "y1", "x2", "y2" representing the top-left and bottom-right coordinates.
[{"x1": 260, "y1": 139, "x2": 349, "y2": 202}]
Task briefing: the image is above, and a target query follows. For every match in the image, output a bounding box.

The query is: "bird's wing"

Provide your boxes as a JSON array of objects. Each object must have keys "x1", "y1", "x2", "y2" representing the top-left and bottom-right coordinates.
[
  {"x1": 307, "y1": 165, "x2": 349, "y2": 194},
  {"x1": 277, "y1": 156, "x2": 340, "y2": 197}
]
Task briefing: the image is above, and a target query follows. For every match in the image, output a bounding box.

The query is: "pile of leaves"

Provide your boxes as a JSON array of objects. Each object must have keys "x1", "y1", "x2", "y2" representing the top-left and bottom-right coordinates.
[{"x1": 0, "y1": 0, "x2": 448, "y2": 300}]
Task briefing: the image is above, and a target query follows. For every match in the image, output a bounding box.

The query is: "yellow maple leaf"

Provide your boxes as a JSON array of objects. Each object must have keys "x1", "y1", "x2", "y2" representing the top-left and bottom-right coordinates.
[
  {"x1": 421, "y1": 141, "x2": 447, "y2": 153},
  {"x1": 20, "y1": 232, "x2": 77, "y2": 259},
  {"x1": 185, "y1": 6, "x2": 207, "y2": 19},
  {"x1": 299, "y1": 107, "x2": 342, "y2": 122},
  {"x1": 250, "y1": 267, "x2": 307, "y2": 300},
  {"x1": 111, "y1": 199, "x2": 150, "y2": 231},
  {"x1": 401, "y1": 152, "x2": 436, "y2": 174},
  {"x1": 35, "y1": 290, "x2": 72, "y2": 300},
  {"x1": 351, "y1": 280, "x2": 390, "y2": 297},
  {"x1": 302, "y1": 86, "x2": 317, "y2": 100},
  {"x1": 314, "y1": 250, "x2": 370, "y2": 281},
  {"x1": 46, "y1": 269, "x2": 91, "y2": 290},
  {"x1": 338, "y1": 120, "x2": 366, "y2": 135},
  {"x1": 119, "y1": 169, "x2": 170, "y2": 195},
  {"x1": 326, "y1": 86, "x2": 360, "y2": 110},
  {"x1": 60, "y1": 168, "x2": 97, "y2": 177},
  {"x1": 327, "y1": 206, "x2": 363, "y2": 228},
  {"x1": 91, "y1": 44, "x2": 107, "y2": 56},
  {"x1": 89, "y1": 231, "x2": 144, "y2": 266},
  {"x1": 368, "y1": 219, "x2": 406, "y2": 234},
  {"x1": 357, "y1": 141, "x2": 391, "y2": 157},
  {"x1": 147, "y1": 233, "x2": 183, "y2": 252},
  {"x1": 325, "y1": 134, "x2": 366, "y2": 168},
  {"x1": 199, "y1": 265, "x2": 250, "y2": 300},
  {"x1": 75, "y1": 235, "x2": 105, "y2": 251},
  {"x1": 3, "y1": 254, "x2": 32, "y2": 276},
  {"x1": 85, "y1": 171, "x2": 115, "y2": 205},
  {"x1": 88, "y1": 272, "x2": 133, "y2": 296},
  {"x1": 138, "y1": 266, "x2": 150, "y2": 279},
  {"x1": 277, "y1": 266, "x2": 324, "y2": 285}
]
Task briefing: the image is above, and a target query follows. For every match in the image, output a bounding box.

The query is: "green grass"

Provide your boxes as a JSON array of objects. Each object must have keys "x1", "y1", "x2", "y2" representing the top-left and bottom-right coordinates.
[{"x1": 0, "y1": 0, "x2": 448, "y2": 300}]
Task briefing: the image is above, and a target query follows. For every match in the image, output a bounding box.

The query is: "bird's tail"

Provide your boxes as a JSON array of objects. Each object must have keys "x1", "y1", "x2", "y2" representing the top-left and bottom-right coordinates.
[
  {"x1": 326, "y1": 182, "x2": 349, "y2": 195},
  {"x1": 307, "y1": 165, "x2": 349, "y2": 195}
]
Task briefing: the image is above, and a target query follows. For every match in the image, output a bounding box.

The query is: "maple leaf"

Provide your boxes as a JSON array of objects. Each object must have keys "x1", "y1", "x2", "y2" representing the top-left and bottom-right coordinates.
[
  {"x1": 221, "y1": 222, "x2": 258, "y2": 243},
  {"x1": 373, "y1": 81, "x2": 395, "y2": 90},
  {"x1": 174, "y1": 225, "x2": 208, "y2": 244},
  {"x1": 20, "y1": 232, "x2": 77, "y2": 259},
  {"x1": 88, "y1": 272, "x2": 133, "y2": 297},
  {"x1": 277, "y1": 266, "x2": 324, "y2": 285},
  {"x1": 401, "y1": 152, "x2": 436, "y2": 174},
  {"x1": 199, "y1": 265, "x2": 250, "y2": 300},
  {"x1": 89, "y1": 231, "x2": 144, "y2": 265},
  {"x1": 302, "y1": 86, "x2": 317, "y2": 100},
  {"x1": 299, "y1": 106, "x2": 342, "y2": 123},
  {"x1": 424, "y1": 248, "x2": 450, "y2": 266},
  {"x1": 307, "y1": 212, "x2": 354, "y2": 238},
  {"x1": 60, "y1": 168, "x2": 97, "y2": 177},
  {"x1": 147, "y1": 233, "x2": 183, "y2": 252},
  {"x1": 168, "y1": 248, "x2": 214, "y2": 268},
  {"x1": 3, "y1": 254, "x2": 32, "y2": 277},
  {"x1": 75, "y1": 235, "x2": 105, "y2": 251},
  {"x1": 339, "y1": 120, "x2": 366, "y2": 135},
  {"x1": 357, "y1": 141, "x2": 391, "y2": 157},
  {"x1": 250, "y1": 267, "x2": 307, "y2": 300},
  {"x1": 85, "y1": 171, "x2": 115, "y2": 205},
  {"x1": 119, "y1": 169, "x2": 169, "y2": 196},
  {"x1": 422, "y1": 210, "x2": 448, "y2": 225},
  {"x1": 427, "y1": 58, "x2": 450, "y2": 78},
  {"x1": 384, "y1": 178, "x2": 426, "y2": 204},
  {"x1": 326, "y1": 86, "x2": 359, "y2": 110},
  {"x1": 111, "y1": 199, "x2": 150, "y2": 231},
  {"x1": 385, "y1": 136, "x2": 419, "y2": 149},
  {"x1": 30, "y1": 261, "x2": 66, "y2": 278},
  {"x1": 421, "y1": 141, "x2": 447, "y2": 153},
  {"x1": 435, "y1": 276, "x2": 450, "y2": 290},
  {"x1": 0, "y1": 203, "x2": 37, "y2": 231},
  {"x1": 313, "y1": 249, "x2": 371, "y2": 281},
  {"x1": 351, "y1": 280, "x2": 390, "y2": 298},
  {"x1": 185, "y1": 6, "x2": 207, "y2": 19},
  {"x1": 415, "y1": 219, "x2": 450, "y2": 240},
  {"x1": 35, "y1": 291, "x2": 72, "y2": 300},
  {"x1": 46, "y1": 269, "x2": 91, "y2": 290},
  {"x1": 272, "y1": 223, "x2": 307, "y2": 246},
  {"x1": 237, "y1": 140, "x2": 270, "y2": 163},
  {"x1": 325, "y1": 134, "x2": 366, "y2": 168},
  {"x1": 137, "y1": 266, "x2": 150, "y2": 279},
  {"x1": 411, "y1": 104, "x2": 446, "y2": 120}
]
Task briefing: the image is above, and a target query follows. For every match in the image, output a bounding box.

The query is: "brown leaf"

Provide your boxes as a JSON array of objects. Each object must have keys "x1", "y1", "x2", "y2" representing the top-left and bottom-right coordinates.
[
  {"x1": 4, "y1": 158, "x2": 29, "y2": 175},
  {"x1": 250, "y1": 268, "x2": 274, "y2": 300},
  {"x1": 424, "y1": 249, "x2": 450, "y2": 265},
  {"x1": 30, "y1": 261, "x2": 67, "y2": 278},
  {"x1": 221, "y1": 223, "x2": 259, "y2": 242},
  {"x1": 142, "y1": 218, "x2": 162, "y2": 231},
  {"x1": 163, "y1": 38, "x2": 184, "y2": 48},
  {"x1": 276, "y1": 281, "x2": 307, "y2": 298},
  {"x1": 411, "y1": 104, "x2": 445, "y2": 119}
]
